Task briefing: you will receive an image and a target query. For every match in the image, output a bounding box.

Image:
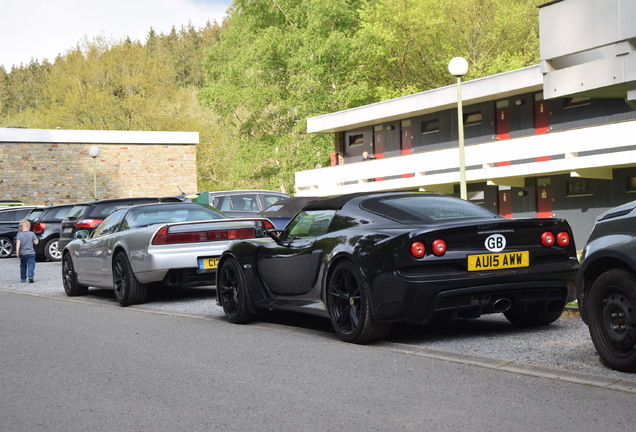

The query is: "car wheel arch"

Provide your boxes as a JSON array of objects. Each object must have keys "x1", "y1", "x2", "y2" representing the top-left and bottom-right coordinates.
[
  {"x1": 323, "y1": 254, "x2": 373, "y2": 307},
  {"x1": 580, "y1": 256, "x2": 636, "y2": 321}
]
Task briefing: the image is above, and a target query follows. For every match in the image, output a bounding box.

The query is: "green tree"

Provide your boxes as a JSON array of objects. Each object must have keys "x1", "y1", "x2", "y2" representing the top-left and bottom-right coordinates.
[
  {"x1": 355, "y1": 0, "x2": 543, "y2": 100},
  {"x1": 198, "y1": 0, "x2": 368, "y2": 192}
]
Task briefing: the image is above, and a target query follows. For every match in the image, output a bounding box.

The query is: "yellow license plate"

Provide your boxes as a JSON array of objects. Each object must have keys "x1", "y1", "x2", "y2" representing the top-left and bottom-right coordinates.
[
  {"x1": 198, "y1": 257, "x2": 220, "y2": 270},
  {"x1": 467, "y1": 251, "x2": 529, "y2": 271}
]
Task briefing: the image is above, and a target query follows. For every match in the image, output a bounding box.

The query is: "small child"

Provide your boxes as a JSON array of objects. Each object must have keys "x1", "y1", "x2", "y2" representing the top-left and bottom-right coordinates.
[{"x1": 15, "y1": 220, "x2": 39, "y2": 283}]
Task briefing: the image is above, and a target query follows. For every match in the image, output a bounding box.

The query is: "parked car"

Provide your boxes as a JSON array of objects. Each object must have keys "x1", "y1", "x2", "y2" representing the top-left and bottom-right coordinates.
[
  {"x1": 62, "y1": 202, "x2": 273, "y2": 306},
  {"x1": 26, "y1": 204, "x2": 74, "y2": 261},
  {"x1": 0, "y1": 206, "x2": 42, "y2": 258},
  {"x1": 258, "y1": 196, "x2": 323, "y2": 230},
  {"x1": 576, "y1": 200, "x2": 636, "y2": 372},
  {"x1": 216, "y1": 191, "x2": 579, "y2": 344},
  {"x1": 195, "y1": 190, "x2": 290, "y2": 217},
  {"x1": 58, "y1": 197, "x2": 182, "y2": 251}
]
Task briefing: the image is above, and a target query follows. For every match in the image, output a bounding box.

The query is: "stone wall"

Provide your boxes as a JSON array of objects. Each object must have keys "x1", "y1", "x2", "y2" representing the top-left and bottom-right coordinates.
[{"x1": 0, "y1": 128, "x2": 198, "y2": 205}]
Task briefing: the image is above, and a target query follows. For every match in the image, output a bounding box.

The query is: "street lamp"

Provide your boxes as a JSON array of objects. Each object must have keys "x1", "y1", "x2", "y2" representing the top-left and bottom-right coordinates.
[
  {"x1": 448, "y1": 57, "x2": 469, "y2": 200},
  {"x1": 88, "y1": 146, "x2": 100, "y2": 199}
]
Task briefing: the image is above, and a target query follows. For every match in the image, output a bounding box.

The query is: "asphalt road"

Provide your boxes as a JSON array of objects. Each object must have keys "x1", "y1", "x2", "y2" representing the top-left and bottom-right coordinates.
[
  {"x1": 2, "y1": 289, "x2": 636, "y2": 432},
  {"x1": 2, "y1": 257, "x2": 636, "y2": 396}
]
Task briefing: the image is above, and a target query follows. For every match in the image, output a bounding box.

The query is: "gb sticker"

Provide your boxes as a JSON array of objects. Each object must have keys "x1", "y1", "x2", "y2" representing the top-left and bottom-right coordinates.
[{"x1": 485, "y1": 234, "x2": 506, "y2": 252}]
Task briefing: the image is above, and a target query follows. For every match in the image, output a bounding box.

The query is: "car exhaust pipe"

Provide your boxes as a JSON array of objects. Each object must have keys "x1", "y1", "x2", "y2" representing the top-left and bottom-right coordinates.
[{"x1": 493, "y1": 298, "x2": 512, "y2": 312}]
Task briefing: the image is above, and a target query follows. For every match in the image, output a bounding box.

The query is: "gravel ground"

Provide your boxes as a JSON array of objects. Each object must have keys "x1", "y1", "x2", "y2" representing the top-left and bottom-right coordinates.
[{"x1": 2, "y1": 257, "x2": 636, "y2": 386}]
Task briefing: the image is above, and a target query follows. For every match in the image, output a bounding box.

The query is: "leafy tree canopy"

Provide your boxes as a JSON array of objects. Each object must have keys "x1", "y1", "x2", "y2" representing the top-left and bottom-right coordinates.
[{"x1": 1, "y1": 1, "x2": 543, "y2": 193}]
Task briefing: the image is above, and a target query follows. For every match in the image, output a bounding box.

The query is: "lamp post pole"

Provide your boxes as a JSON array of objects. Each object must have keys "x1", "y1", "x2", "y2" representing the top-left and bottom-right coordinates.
[
  {"x1": 88, "y1": 146, "x2": 100, "y2": 199},
  {"x1": 448, "y1": 57, "x2": 469, "y2": 200}
]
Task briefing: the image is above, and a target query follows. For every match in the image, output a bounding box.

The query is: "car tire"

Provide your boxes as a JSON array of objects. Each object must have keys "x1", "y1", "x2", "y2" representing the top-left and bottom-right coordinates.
[
  {"x1": 44, "y1": 237, "x2": 62, "y2": 262},
  {"x1": 587, "y1": 269, "x2": 636, "y2": 372},
  {"x1": 326, "y1": 260, "x2": 392, "y2": 344},
  {"x1": 503, "y1": 303, "x2": 564, "y2": 327},
  {"x1": 217, "y1": 257, "x2": 254, "y2": 323},
  {"x1": 62, "y1": 253, "x2": 88, "y2": 296},
  {"x1": 0, "y1": 237, "x2": 13, "y2": 258},
  {"x1": 113, "y1": 252, "x2": 148, "y2": 306}
]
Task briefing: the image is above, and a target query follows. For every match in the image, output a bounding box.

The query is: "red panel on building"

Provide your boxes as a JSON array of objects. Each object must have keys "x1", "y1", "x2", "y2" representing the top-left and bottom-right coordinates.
[
  {"x1": 498, "y1": 191, "x2": 512, "y2": 218},
  {"x1": 536, "y1": 187, "x2": 552, "y2": 218}
]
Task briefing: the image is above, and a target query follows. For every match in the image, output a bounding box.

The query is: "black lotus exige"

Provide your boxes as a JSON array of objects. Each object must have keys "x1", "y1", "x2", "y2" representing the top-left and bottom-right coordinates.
[{"x1": 216, "y1": 192, "x2": 579, "y2": 344}]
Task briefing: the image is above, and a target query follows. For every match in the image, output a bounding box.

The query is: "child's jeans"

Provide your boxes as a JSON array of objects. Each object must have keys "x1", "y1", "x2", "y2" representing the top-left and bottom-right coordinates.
[{"x1": 19, "y1": 254, "x2": 36, "y2": 281}]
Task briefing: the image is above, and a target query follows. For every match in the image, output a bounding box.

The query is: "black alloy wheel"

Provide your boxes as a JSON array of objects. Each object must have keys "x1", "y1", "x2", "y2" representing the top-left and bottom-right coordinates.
[
  {"x1": 326, "y1": 260, "x2": 391, "y2": 344},
  {"x1": 62, "y1": 253, "x2": 88, "y2": 296},
  {"x1": 112, "y1": 252, "x2": 148, "y2": 306},
  {"x1": 588, "y1": 269, "x2": 636, "y2": 372},
  {"x1": 0, "y1": 237, "x2": 13, "y2": 258},
  {"x1": 217, "y1": 258, "x2": 253, "y2": 323}
]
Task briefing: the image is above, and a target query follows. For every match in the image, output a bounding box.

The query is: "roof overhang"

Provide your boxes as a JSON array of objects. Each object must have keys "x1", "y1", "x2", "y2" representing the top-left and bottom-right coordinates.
[{"x1": 307, "y1": 65, "x2": 543, "y2": 134}]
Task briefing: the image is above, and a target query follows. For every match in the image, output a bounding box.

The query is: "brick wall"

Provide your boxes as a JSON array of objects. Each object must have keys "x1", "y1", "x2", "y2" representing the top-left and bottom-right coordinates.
[{"x1": 0, "y1": 129, "x2": 198, "y2": 205}]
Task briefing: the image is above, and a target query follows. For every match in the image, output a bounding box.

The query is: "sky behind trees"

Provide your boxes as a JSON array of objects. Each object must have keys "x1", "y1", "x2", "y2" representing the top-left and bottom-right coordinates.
[{"x1": 0, "y1": 0, "x2": 231, "y2": 70}]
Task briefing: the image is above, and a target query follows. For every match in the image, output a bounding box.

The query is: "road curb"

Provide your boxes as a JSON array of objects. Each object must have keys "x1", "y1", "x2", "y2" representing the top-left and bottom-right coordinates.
[{"x1": 377, "y1": 341, "x2": 636, "y2": 395}]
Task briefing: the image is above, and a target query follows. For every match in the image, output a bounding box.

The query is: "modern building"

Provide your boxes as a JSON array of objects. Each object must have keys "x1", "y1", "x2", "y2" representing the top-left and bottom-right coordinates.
[
  {"x1": 296, "y1": 0, "x2": 636, "y2": 248},
  {"x1": 0, "y1": 128, "x2": 198, "y2": 205}
]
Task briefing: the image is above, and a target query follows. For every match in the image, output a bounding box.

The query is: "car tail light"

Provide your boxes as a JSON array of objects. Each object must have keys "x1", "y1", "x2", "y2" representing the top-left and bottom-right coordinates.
[
  {"x1": 410, "y1": 241, "x2": 425, "y2": 258},
  {"x1": 32, "y1": 222, "x2": 46, "y2": 234},
  {"x1": 432, "y1": 239, "x2": 447, "y2": 256},
  {"x1": 541, "y1": 231, "x2": 555, "y2": 247},
  {"x1": 263, "y1": 219, "x2": 275, "y2": 229},
  {"x1": 556, "y1": 231, "x2": 570, "y2": 247},
  {"x1": 152, "y1": 227, "x2": 257, "y2": 245},
  {"x1": 74, "y1": 219, "x2": 103, "y2": 228}
]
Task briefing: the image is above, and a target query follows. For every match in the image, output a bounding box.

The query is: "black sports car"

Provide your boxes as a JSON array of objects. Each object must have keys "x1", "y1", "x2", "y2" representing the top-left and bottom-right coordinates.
[{"x1": 217, "y1": 192, "x2": 579, "y2": 344}]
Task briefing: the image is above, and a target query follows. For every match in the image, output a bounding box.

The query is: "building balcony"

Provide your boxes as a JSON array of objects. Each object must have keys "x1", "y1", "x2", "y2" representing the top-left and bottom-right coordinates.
[{"x1": 295, "y1": 120, "x2": 636, "y2": 196}]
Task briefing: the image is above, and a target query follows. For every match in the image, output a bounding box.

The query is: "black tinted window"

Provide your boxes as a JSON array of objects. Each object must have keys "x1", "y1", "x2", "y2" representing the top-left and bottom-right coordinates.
[
  {"x1": 66, "y1": 205, "x2": 91, "y2": 221},
  {"x1": 285, "y1": 210, "x2": 336, "y2": 239},
  {"x1": 0, "y1": 208, "x2": 32, "y2": 221},
  {"x1": 361, "y1": 195, "x2": 497, "y2": 224}
]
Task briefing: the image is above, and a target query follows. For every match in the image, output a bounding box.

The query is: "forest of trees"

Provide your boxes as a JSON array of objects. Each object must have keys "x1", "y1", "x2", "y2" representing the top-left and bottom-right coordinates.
[{"x1": 0, "y1": 0, "x2": 544, "y2": 194}]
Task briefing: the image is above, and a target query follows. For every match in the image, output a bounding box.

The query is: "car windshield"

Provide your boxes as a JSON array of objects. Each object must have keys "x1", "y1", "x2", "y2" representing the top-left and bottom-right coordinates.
[
  {"x1": 361, "y1": 195, "x2": 498, "y2": 224},
  {"x1": 125, "y1": 204, "x2": 225, "y2": 228}
]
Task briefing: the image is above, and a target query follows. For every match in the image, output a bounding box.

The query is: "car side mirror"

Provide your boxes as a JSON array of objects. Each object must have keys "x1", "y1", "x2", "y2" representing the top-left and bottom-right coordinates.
[
  {"x1": 264, "y1": 227, "x2": 283, "y2": 243},
  {"x1": 75, "y1": 230, "x2": 89, "y2": 240}
]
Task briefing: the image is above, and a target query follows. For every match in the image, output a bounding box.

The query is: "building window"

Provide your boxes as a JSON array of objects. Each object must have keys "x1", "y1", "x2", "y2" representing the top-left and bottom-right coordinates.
[
  {"x1": 495, "y1": 100, "x2": 509, "y2": 109},
  {"x1": 564, "y1": 97, "x2": 591, "y2": 109},
  {"x1": 348, "y1": 134, "x2": 364, "y2": 147},
  {"x1": 467, "y1": 190, "x2": 485, "y2": 205},
  {"x1": 628, "y1": 177, "x2": 636, "y2": 193},
  {"x1": 421, "y1": 118, "x2": 440, "y2": 134},
  {"x1": 464, "y1": 111, "x2": 482, "y2": 126},
  {"x1": 567, "y1": 179, "x2": 593, "y2": 196}
]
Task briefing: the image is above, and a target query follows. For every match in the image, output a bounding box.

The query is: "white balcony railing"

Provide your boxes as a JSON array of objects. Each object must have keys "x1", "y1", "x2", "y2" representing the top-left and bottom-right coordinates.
[{"x1": 295, "y1": 120, "x2": 636, "y2": 196}]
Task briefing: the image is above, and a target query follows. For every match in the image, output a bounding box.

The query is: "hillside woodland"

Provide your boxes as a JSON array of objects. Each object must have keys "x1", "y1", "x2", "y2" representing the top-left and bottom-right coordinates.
[{"x1": 0, "y1": 0, "x2": 544, "y2": 194}]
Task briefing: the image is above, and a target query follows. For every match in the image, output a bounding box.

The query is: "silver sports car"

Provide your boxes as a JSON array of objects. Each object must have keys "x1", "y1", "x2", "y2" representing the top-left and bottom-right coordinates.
[{"x1": 62, "y1": 202, "x2": 271, "y2": 306}]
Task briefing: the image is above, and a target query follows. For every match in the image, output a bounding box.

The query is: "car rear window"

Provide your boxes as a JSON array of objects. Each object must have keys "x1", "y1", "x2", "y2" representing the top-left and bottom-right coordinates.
[
  {"x1": 125, "y1": 204, "x2": 224, "y2": 228},
  {"x1": 27, "y1": 209, "x2": 45, "y2": 221},
  {"x1": 47, "y1": 206, "x2": 73, "y2": 221},
  {"x1": 361, "y1": 195, "x2": 498, "y2": 224},
  {"x1": 65, "y1": 205, "x2": 92, "y2": 221}
]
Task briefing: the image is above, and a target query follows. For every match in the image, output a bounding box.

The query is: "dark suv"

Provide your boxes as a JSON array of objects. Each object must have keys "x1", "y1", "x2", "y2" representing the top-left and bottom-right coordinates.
[
  {"x1": 576, "y1": 199, "x2": 636, "y2": 372},
  {"x1": 58, "y1": 197, "x2": 181, "y2": 251},
  {"x1": 27, "y1": 204, "x2": 74, "y2": 261},
  {"x1": 0, "y1": 206, "x2": 42, "y2": 258}
]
